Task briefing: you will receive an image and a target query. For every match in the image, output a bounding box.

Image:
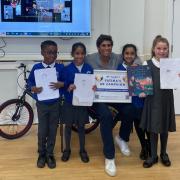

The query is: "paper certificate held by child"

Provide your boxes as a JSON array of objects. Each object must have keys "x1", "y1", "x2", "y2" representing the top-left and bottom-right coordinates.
[
  {"x1": 34, "y1": 68, "x2": 59, "y2": 101},
  {"x1": 72, "y1": 73, "x2": 95, "y2": 106},
  {"x1": 160, "y1": 58, "x2": 180, "y2": 89},
  {"x1": 127, "y1": 65, "x2": 153, "y2": 96}
]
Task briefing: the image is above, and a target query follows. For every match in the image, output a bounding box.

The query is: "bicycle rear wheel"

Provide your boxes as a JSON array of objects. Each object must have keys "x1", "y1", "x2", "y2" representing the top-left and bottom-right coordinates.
[
  {"x1": 72, "y1": 105, "x2": 119, "y2": 134},
  {"x1": 72, "y1": 107, "x2": 100, "y2": 134},
  {"x1": 0, "y1": 99, "x2": 34, "y2": 139}
]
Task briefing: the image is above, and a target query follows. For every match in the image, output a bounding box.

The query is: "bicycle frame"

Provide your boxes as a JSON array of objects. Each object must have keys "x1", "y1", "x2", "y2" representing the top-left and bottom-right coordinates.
[
  {"x1": 12, "y1": 88, "x2": 33, "y2": 122},
  {"x1": 11, "y1": 63, "x2": 34, "y2": 122}
]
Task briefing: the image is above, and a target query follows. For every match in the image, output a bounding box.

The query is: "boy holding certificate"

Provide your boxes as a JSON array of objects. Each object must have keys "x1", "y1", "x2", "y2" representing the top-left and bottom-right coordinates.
[
  {"x1": 61, "y1": 42, "x2": 93, "y2": 163},
  {"x1": 28, "y1": 40, "x2": 64, "y2": 169}
]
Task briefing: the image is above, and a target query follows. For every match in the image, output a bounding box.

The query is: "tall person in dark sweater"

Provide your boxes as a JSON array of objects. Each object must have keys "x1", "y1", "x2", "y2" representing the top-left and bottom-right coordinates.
[{"x1": 28, "y1": 40, "x2": 64, "y2": 169}]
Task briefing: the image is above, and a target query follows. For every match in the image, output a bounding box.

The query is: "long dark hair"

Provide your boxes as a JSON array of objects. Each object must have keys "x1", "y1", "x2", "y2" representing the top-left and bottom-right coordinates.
[{"x1": 121, "y1": 44, "x2": 138, "y2": 60}]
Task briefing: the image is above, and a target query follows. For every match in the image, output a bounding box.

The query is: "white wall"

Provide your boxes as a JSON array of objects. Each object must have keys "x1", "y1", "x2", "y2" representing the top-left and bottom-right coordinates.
[
  {"x1": 0, "y1": 0, "x2": 145, "y2": 61},
  {"x1": 110, "y1": 0, "x2": 145, "y2": 55},
  {"x1": 143, "y1": 0, "x2": 167, "y2": 58},
  {"x1": 171, "y1": 0, "x2": 180, "y2": 114},
  {"x1": 0, "y1": 69, "x2": 17, "y2": 104}
]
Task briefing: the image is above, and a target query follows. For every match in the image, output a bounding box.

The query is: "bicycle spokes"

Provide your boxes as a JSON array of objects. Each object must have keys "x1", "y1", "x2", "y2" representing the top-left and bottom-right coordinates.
[
  {"x1": 0, "y1": 99, "x2": 33, "y2": 139},
  {"x1": 12, "y1": 103, "x2": 24, "y2": 121}
]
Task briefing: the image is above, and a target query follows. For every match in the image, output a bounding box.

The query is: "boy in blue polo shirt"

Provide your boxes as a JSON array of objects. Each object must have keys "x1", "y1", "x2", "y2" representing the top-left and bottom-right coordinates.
[{"x1": 28, "y1": 40, "x2": 64, "y2": 169}]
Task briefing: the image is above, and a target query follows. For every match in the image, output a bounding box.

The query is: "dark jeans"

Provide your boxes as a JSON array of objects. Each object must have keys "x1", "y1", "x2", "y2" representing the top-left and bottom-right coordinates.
[
  {"x1": 115, "y1": 104, "x2": 149, "y2": 149},
  {"x1": 36, "y1": 101, "x2": 60, "y2": 156},
  {"x1": 92, "y1": 103, "x2": 115, "y2": 159}
]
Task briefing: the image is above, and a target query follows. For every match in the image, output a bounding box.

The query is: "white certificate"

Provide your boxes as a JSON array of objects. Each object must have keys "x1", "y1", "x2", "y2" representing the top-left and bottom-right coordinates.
[
  {"x1": 94, "y1": 70, "x2": 131, "y2": 103},
  {"x1": 73, "y1": 73, "x2": 95, "y2": 106},
  {"x1": 160, "y1": 58, "x2": 180, "y2": 89},
  {"x1": 34, "y1": 68, "x2": 59, "y2": 101}
]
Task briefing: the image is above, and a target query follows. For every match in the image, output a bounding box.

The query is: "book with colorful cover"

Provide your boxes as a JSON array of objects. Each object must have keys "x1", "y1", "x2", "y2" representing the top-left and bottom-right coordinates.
[{"x1": 127, "y1": 65, "x2": 153, "y2": 96}]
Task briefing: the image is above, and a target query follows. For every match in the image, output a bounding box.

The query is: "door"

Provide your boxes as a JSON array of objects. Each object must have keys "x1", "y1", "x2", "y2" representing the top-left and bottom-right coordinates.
[{"x1": 172, "y1": 0, "x2": 180, "y2": 114}]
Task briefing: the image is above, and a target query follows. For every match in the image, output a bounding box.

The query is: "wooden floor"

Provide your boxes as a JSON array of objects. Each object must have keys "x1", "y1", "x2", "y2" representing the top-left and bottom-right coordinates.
[{"x1": 0, "y1": 117, "x2": 180, "y2": 180}]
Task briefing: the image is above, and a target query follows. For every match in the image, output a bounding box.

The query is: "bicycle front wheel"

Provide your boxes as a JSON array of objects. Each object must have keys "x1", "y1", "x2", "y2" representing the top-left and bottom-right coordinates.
[{"x1": 0, "y1": 99, "x2": 34, "y2": 139}]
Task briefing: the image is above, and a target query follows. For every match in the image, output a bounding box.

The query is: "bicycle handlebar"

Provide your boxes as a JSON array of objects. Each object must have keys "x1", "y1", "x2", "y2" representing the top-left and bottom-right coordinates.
[{"x1": 18, "y1": 63, "x2": 26, "y2": 69}]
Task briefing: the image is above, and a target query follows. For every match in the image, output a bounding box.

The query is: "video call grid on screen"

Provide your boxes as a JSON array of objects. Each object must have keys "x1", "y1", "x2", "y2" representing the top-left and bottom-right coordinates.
[{"x1": 0, "y1": 0, "x2": 91, "y2": 37}]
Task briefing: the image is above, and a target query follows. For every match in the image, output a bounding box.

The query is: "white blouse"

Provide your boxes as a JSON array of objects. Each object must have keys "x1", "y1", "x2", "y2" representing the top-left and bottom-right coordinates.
[{"x1": 143, "y1": 57, "x2": 160, "y2": 68}]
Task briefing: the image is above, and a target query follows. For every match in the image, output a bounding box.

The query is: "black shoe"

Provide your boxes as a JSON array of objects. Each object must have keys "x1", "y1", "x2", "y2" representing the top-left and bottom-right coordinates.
[
  {"x1": 139, "y1": 147, "x2": 149, "y2": 160},
  {"x1": 79, "y1": 151, "x2": 89, "y2": 163},
  {"x1": 143, "y1": 157, "x2": 158, "y2": 168},
  {"x1": 61, "y1": 150, "x2": 71, "y2": 162},
  {"x1": 160, "y1": 153, "x2": 171, "y2": 167},
  {"x1": 37, "y1": 155, "x2": 46, "y2": 168},
  {"x1": 46, "y1": 155, "x2": 56, "y2": 169}
]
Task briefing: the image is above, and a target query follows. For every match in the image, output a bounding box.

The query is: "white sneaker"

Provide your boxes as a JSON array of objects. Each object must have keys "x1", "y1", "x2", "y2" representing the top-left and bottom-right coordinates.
[
  {"x1": 115, "y1": 135, "x2": 131, "y2": 156},
  {"x1": 105, "y1": 158, "x2": 117, "y2": 176}
]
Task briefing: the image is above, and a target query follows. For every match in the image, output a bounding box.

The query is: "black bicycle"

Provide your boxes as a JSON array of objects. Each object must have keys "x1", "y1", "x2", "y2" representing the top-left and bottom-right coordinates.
[
  {"x1": 0, "y1": 63, "x2": 34, "y2": 139},
  {"x1": 0, "y1": 63, "x2": 119, "y2": 140}
]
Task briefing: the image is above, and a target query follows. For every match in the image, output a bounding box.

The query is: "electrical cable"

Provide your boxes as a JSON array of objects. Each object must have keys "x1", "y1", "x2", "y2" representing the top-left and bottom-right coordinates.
[
  {"x1": 0, "y1": 37, "x2": 6, "y2": 58},
  {"x1": 0, "y1": 49, "x2": 5, "y2": 58},
  {"x1": 17, "y1": 72, "x2": 25, "y2": 90},
  {"x1": 0, "y1": 37, "x2": 6, "y2": 48}
]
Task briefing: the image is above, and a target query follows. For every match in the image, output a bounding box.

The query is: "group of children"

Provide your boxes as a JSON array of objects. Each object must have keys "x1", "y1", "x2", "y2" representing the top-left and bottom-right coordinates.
[
  {"x1": 27, "y1": 35, "x2": 176, "y2": 170},
  {"x1": 28, "y1": 40, "x2": 93, "y2": 168}
]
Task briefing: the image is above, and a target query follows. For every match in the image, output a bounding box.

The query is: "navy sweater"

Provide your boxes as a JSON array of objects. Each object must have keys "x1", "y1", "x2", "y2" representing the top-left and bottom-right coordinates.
[{"x1": 62, "y1": 62, "x2": 93, "y2": 104}]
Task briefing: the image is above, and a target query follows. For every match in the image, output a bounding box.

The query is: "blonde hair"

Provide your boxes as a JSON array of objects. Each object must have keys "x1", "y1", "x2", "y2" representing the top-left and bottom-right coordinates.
[{"x1": 151, "y1": 35, "x2": 169, "y2": 58}]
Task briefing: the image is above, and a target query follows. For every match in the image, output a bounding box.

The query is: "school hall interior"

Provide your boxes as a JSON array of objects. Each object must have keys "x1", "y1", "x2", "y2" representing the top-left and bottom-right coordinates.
[{"x1": 1, "y1": 0, "x2": 180, "y2": 180}]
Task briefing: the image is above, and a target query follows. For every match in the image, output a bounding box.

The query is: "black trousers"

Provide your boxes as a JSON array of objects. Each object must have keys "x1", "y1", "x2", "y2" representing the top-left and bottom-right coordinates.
[
  {"x1": 115, "y1": 104, "x2": 149, "y2": 148},
  {"x1": 64, "y1": 124, "x2": 85, "y2": 152},
  {"x1": 36, "y1": 101, "x2": 60, "y2": 156}
]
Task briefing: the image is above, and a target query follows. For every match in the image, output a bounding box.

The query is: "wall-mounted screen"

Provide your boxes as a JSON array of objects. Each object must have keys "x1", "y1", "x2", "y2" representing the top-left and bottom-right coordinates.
[{"x1": 0, "y1": 0, "x2": 91, "y2": 37}]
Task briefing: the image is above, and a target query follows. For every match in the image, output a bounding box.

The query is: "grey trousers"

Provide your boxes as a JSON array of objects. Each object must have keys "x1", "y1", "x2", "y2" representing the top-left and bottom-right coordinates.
[{"x1": 36, "y1": 101, "x2": 60, "y2": 156}]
